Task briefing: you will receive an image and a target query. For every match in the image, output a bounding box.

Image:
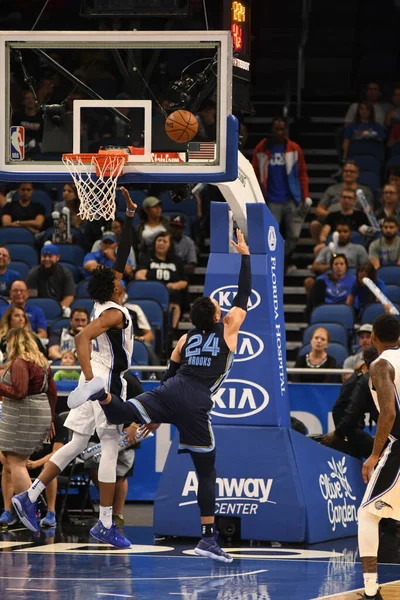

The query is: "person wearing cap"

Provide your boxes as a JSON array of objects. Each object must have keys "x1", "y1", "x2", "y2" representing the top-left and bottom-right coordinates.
[
  {"x1": 27, "y1": 244, "x2": 76, "y2": 313},
  {"x1": 169, "y1": 214, "x2": 198, "y2": 275},
  {"x1": 83, "y1": 232, "x2": 134, "y2": 280},
  {"x1": 342, "y1": 323, "x2": 373, "y2": 383},
  {"x1": 136, "y1": 196, "x2": 169, "y2": 253}
]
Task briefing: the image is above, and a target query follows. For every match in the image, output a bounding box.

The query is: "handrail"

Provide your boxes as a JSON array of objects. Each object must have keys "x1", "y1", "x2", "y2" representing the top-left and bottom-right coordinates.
[
  {"x1": 49, "y1": 365, "x2": 353, "y2": 375},
  {"x1": 296, "y1": 0, "x2": 312, "y2": 119}
]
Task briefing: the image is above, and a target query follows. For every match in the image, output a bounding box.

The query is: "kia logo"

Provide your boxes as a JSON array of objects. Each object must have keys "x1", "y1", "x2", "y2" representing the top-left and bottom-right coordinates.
[
  {"x1": 268, "y1": 226, "x2": 277, "y2": 251},
  {"x1": 211, "y1": 379, "x2": 269, "y2": 418},
  {"x1": 209, "y1": 286, "x2": 261, "y2": 313},
  {"x1": 235, "y1": 331, "x2": 264, "y2": 362}
]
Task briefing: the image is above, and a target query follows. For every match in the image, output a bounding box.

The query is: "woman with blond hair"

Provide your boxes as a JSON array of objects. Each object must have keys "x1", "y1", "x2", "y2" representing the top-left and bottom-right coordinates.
[
  {"x1": 0, "y1": 307, "x2": 45, "y2": 358},
  {"x1": 0, "y1": 328, "x2": 57, "y2": 527}
]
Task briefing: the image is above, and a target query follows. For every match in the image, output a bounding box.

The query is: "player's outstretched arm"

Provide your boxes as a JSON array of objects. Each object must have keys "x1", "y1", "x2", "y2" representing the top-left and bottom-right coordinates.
[
  {"x1": 223, "y1": 229, "x2": 251, "y2": 338},
  {"x1": 114, "y1": 186, "x2": 137, "y2": 280},
  {"x1": 362, "y1": 358, "x2": 396, "y2": 483}
]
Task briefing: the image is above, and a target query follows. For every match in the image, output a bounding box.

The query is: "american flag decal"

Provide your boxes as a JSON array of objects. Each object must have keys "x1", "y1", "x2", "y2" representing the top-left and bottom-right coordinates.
[{"x1": 188, "y1": 142, "x2": 216, "y2": 162}]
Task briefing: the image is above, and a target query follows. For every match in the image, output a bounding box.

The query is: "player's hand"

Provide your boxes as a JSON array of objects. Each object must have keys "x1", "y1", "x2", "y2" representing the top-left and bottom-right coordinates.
[
  {"x1": 362, "y1": 454, "x2": 379, "y2": 484},
  {"x1": 230, "y1": 228, "x2": 250, "y2": 255},
  {"x1": 120, "y1": 186, "x2": 137, "y2": 214}
]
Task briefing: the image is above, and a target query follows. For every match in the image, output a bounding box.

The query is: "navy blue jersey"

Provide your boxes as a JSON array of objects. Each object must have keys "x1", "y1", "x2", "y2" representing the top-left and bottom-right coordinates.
[{"x1": 178, "y1": 323, "x2": 234, "y2": 393}]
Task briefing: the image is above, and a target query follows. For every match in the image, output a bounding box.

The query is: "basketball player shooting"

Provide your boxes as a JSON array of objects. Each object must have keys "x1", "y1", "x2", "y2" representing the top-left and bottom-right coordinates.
[
  {"x1": 13, "y1": 187, "x2": 137, "y2": 549},
  {"x1": 357, "y1": 314, "x2": 400, "y2": 600},
  {"x1": 68, "y1": 229, "x2": 251, "y2": 562}
]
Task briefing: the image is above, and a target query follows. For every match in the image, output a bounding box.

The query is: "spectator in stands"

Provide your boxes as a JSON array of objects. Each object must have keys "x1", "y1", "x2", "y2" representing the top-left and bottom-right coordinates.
[
  {"x1": 11, "y1": 90, "x2": 43, "y2": 156},
  {"x1": 124, "y1": 302, "x2": 160, "y2": 368},
  {"x1": 54, "y1": 183, "x2": 83, "y2": 231},
  {"x1": 388, "y1": 165, "x2": 400, "y2": 189},
  {"x1": 136, "y1": 196, "x2": 169, "y2": 253},
  {"x1": 91, "y1": 219, "x2": 136, "y2": 269},
  {"x1": 369, "y1": 217, "x2": 400, "y2": 268},
  {"x1": 292, "y1": 327, "x2": 337, "y2": 383},
  {"x1": 0, "y1": 246, "x2": 21, "y2": 297},
  {"x1": 135, "y1": 232, "x2": 187, "y2": 329},
  {"x1": 53, "y1": 351, "x2": 80, "y2": 382},
  {"x1": 342, "y1": 323, "x2": 373, "y2": 382},
  {"x1": 346, "y1": 263, "x2": 389, "y2": 317},
  {"x1": 313, "y1": 189, "x2": 369, "y2": 255},
  {"x1": 306, "y1": 254, "x2": 356, "y2": 318},
  {"x1": 342, "y1": 102, "x2": 386, "y2": 161},
  {"x1": 374, "y1": 184, "x2": 400, "y2": 225},
  {"x1": 168, "y1": 214, "x2": 198, "y2": 275},
  {"x1": 344, "y1": 82, "x2": 386, "y2": 126},
  {"x1": 251, "y1": 116, "x2": 309, "y2": 271},
  {"x1": 47, "y1": 306, "x2": 89, "y2": 361},
  {"x1": 194, "y1": 100, "x2": 217, "y2": 141},
  {"x1": 1, "y1": 281, "x2": 47, "y2": 339},
  {"x1": 83, "y1": 231, "x2": 134, "y2": 280},
  {"x1": 386, "y1": 86, "x2": 400, "y2": 126},
  {"x1": 27, "y1": 243, "x2": 76, "y2": 312},
  {"x1": 310, "y1": 160, "x2": 373, "y2": 244},
  {"x1": 1, "y1": 182, "x2": 46, "y2": 234},
  {"x1": 0, "y1": 307, "x2": 46, "y2": 358}
]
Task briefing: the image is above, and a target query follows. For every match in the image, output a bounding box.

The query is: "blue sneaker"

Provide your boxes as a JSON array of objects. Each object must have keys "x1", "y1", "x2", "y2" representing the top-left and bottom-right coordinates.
[
  {"x1": 40, "y1": 510, "x2": 57, "y2": 528},
  {"x1": 67, "y1": 376, "x2": 106, "y2": 409},
  {"x1": 0, "y1": 509, "x2": 18, "y2": 527},
  {"x1": 89, "y1": 520, "x2": 131, "y2": 549},
  {"x1": 194, "y1": 534, "x2": 233, "y2": 563},
  {"x1": 11, "y1": 491, "x2": 39, "y2": 533}
]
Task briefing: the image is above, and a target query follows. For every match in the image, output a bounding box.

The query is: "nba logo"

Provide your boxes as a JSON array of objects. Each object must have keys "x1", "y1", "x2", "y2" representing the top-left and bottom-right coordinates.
[{"x1": 10, "y1": 126, "x2": 25, "y2": 161}]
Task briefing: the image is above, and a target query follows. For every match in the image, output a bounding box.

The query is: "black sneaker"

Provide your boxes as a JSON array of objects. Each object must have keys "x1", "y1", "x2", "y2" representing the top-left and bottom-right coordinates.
[{"x1": 359, "y1": 589, "x2": 383, "y2": 599}]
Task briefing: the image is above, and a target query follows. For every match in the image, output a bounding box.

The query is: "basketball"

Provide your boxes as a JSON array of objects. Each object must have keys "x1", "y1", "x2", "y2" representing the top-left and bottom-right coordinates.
[{"x1": 165, "y1": 110, "x2": 199, "y2": 143}]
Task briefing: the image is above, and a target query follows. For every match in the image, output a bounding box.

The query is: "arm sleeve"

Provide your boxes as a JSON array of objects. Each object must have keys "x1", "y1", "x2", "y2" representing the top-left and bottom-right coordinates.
[
  {"x1": 114, "y1": 215, "x2": 135, "y2": 274},
  {"x1": 0, "y1": 358, "x2": 29, "y2": 399},
  {"x1": 46, "y1": 368, "x2": 58, "y2": 420},
  {"x1": 161, "y1": 359, "x2": 180, "y2": 383},
  {"x1": 232, "y1": 255, "x2": 252, "y2": 310}
]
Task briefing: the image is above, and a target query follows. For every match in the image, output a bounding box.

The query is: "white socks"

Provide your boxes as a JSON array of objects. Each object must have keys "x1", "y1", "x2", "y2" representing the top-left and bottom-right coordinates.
[
  {"x1": 99, "y1": 505, "x2": 113, "y2": 529},
  {"x1": 363, "y1": 573, "x2": 378, "y2": 597},
  {"x1": 28, "y1": 479, "x2": 46, "y2": 503}
]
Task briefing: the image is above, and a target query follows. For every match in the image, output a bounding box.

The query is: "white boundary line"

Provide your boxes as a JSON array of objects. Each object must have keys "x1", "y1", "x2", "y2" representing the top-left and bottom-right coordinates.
[
  {"x1": 309, "y1": 578, "x2": 400, "y2": 600},
  {"x1": 0, "y1": 570, "x2": 267, "y2": 582}
]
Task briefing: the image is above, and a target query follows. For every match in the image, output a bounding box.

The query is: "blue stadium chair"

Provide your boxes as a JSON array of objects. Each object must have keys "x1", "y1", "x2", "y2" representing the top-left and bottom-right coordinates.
[
  {"x1": 71, "y1": 298, "x2": 94, "y2": 314},
  {"x1": 57, "y1": 244, "x2": 86, "y2": 267},
  {"x1": 9, "y1": 260, "x2": 29, "y2": 281},
  {"x1": 361, "y1": 303, "x2": 400, "y2": 324},
  {"x1": 126, "y1": 299, "x2": 165, "y2": 353},
  {"x1": 49, "y1": 317, "x2": 71, "y2": 335},
  {"x1": 391, "y1": 143, "x2": 400, "y2": 157},
  {"x1": 310, "y1": 304, "x2": 355, "y2": 331},
  {"x1": 302, "y1": 323, "x2": 349, "y2": 349},
  {"x1": 0, "y1": 298, "x2": 9, "y2": 307},
  {"x1": 357, "y1": 171, "x2": 380, "y2": 194},
  {"x1": 385, "y1": 285, "x2": 400, "y2": 304},
  {"x1": 299, "y1": 342, "x2": 349, "y2": 368},
  {"x1": 76, "y1": 280, "x2": 90, "y2": 298},
  {"x1": 12, "y1": 189, "x2": 53, "y2": 216},
  {"x1": 0, "y1": 227, "x2": 35, "y2": 245},
  {"x1": 7, "y1": 244, "x2": 38, "y2": 268},
  {"x1": 350, "y1": 155, "x2": 381, "y2": 173},
  {"x1": 26, "y1": 298, "x2": 62, "y2": 321},
  {"x1": 131, "y1": 340, "x2": 149, "y2": 366},
  {"x1": 377, "y1": 266, "x2": 400, "y2": 285},
  {"x1": 348, "y1": 141, "x2": 385, "y2": 163},
  {"x1": 327, "y1": 231, "x2": 366, "y2": 248},
  {"x1": 126, "y1": 281, "x2": 169, "y2": 311},
  {"x1": 59, "y1": 261, "x2": 82, "y2": 284}
]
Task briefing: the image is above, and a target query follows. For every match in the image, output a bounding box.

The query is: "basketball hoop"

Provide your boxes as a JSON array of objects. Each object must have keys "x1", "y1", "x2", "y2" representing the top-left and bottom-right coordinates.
[{"x1": 62, "y1": 148, "x2": 129, "y2": 221}]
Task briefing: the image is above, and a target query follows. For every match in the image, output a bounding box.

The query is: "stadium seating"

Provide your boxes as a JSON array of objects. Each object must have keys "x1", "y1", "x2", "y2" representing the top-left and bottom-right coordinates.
[
  {"x1": 59, "y1": 261, "x2": 82, "y2": 283},
  {"x1": 348, "y1": 140, "x2": 385, "y2": 163},
  {"x1": 0, "y1": 227, "x2": 35, "y2": 245},
  {"x1": 127, "y1": 281, "x2": 170, "y2": 311},
  {"x1": 126, "y1": 298, "x2": 165, "y2": 353},
  {"x1": 378, "y1": 266, "x2": 400, "y2": 285},
  {"x1": 9, "y1": 260, "x2": 29, "y2": 281},
  {"x1": 299, "y1": 342, "x2": 348, "y2": 368},
  {"x1": 71, "y1": 298, "x2": 94, "y2": 314},
  {"x1": 350, "y1": 154, "x2": 381, "y2": 173},
  {"x1": 7, "y1": 244, "x2": 38, "y2": 268},
  {"x1": 310, "y1": 304, "x2": 355, "y2": 331},
  {"x1": 361, "y1": 303, "x2": 400, "y2": 324},
  {"x1": 26, "y1": 298, "x2": 62, "y2": 321},
  {"x1": 49, "y1": 317, "x2": 71, "y2": 335},
  {"x1": 302, "y1": 323, "x2": 349, "y2": 349},
  {"x1": 12, "y1": 189, "x2": 53, "y2": 216},
  {"x1": 76, "y1": 280, "x2": 90, "y2": 298},
  {"x1": 385, "y1": 285, "x2": 400, "y2": 304},
  {"x1": 57, "y1": 244, "x2": 86, "y2": 266},
  {"x1": 132, "y1": 339, "x2": 149, "y2": 365}
]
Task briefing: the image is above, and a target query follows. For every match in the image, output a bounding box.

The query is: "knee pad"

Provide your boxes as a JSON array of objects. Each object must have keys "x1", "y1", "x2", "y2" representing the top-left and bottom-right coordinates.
[
  {"x1": 50, "y1": 432, "x2": 91, "y2": 472},
  {"x1": 98, "y1": 431, "x2": 120, "y2": 484}
]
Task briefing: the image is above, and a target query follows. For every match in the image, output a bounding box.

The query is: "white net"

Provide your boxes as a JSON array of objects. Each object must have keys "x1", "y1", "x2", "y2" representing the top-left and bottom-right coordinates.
[{"x1": 62, "y1": 153, "x2": 127, "y2": 221}]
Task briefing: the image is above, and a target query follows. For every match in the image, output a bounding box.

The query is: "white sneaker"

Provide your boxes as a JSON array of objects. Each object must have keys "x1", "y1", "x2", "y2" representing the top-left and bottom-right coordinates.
[{"x1": 67, "y1": 376, "x2": 106, "y2": 409}]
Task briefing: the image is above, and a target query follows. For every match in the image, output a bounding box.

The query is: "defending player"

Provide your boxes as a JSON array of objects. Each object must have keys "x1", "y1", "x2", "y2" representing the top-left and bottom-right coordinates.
[
  {"x1": 357, "y1": 313, "x2": 400, "y2": 600},
  {"x1": 12, "y1": 187, "x2": 136, "y2": 549},
  {"x1": 69, "y1": 229, "x2": 251, "y2": 562}
]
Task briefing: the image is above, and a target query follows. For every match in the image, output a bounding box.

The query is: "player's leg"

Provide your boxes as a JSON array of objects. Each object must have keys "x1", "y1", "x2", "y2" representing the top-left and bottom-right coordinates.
[
  {"x1": 358, "y1": 504, "x2": 381, "y2": 599},
  {"x1": 13, "y1": 429, "x2": 91, "y2": 532},
  {"x1": 113, "y1": 477, "x2": 128, "y2": 526}
]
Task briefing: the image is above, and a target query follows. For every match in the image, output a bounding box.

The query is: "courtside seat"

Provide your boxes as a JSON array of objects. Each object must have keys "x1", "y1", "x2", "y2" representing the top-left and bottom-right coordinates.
[{"x1": 299, "y1": 342, "x2": 348, "y2": 368}]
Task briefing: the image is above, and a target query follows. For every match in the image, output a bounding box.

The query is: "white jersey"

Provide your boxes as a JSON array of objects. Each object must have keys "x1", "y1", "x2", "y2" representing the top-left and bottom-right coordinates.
[
  {"x1": 90, "y1": 301, "x2": 133, "y2": 375},
  {"x1": 369, "y1": 347, "x2": 400, "y2": 439}
]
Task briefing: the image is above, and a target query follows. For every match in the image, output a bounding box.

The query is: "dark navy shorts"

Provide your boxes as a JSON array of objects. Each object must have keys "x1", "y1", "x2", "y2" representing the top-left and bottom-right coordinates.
[{"x1": 129, "y1": 375, "x2": 215, "y2": 453}]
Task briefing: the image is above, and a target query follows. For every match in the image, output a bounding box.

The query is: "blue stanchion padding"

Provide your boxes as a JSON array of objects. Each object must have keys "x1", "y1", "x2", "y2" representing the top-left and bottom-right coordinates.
[
  {"x1": 153, "y1": 425, "x2": 366, "y2": 542},
  {"x1": 205, "y1": 202, "x2": 290, "y2": 426}
]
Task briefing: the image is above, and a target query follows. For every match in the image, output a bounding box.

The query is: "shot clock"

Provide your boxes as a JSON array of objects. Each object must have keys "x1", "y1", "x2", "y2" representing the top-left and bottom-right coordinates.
[{"x1": 224, "y1": 0, "x2": 251, "y2": 82}]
